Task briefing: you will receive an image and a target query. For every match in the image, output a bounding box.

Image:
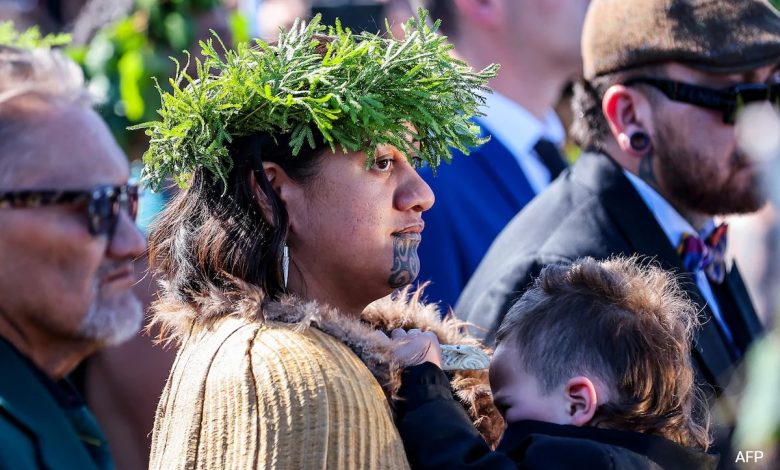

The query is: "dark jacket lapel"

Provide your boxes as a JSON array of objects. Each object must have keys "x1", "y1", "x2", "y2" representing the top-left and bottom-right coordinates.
[
  {"x1": 571, "y1": 152, "x2": 735, "y2": 391},
  {"x1": 722, "y1": 265, "x2": 764, "y2": 339}
]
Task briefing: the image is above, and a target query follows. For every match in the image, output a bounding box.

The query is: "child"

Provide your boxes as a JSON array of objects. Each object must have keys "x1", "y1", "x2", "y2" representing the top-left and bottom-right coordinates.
[{"x1": 391, "y1": 256, "x2": 718, "y2": 469}]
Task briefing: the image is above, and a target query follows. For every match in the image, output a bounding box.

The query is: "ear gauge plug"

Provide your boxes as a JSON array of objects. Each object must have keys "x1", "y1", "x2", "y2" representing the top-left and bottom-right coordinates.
[{"x1": 629, "y1": 131, "x2": 651, "y2": 152}]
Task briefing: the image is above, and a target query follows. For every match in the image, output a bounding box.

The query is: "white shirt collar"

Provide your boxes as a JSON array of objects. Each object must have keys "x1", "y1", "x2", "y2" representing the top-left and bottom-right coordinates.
[
  {"x1": 478, "y1": 90, "x2": 565, "y2": 157},
  {"x1": 623, "y1": 170, "x2": 716, "y2": 247}
]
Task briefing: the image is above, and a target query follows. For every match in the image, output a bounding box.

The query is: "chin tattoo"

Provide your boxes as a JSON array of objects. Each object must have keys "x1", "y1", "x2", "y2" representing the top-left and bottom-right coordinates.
[{"x1": 388, "y1": 236, "x2": 421, "y2": 288}]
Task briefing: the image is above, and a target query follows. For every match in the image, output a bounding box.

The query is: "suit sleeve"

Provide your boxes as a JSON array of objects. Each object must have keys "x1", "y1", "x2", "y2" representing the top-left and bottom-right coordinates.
[{"x1": 395, "y1": 363, "x2": 517, "y2": 470}]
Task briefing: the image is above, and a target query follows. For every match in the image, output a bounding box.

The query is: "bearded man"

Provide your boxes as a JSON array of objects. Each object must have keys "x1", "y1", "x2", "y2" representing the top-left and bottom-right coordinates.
[
  {"x1": 0, "y1": 45, "x2": 146, "y2": 469},
  {"x1": 458, "y1": 0, "x2": 780, "y2": 397}
]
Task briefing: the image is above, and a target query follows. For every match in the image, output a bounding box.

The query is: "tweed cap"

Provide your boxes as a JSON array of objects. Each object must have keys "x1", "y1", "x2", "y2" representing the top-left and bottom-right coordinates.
[{"x1": 582, "y1": 0, "x2": 780, "y2": 79}]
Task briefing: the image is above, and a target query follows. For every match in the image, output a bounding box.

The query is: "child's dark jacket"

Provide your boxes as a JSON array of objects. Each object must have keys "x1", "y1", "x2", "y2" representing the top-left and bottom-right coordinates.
[{"x1": 395, "y1": 363, "x2": 719, "y2": 470}]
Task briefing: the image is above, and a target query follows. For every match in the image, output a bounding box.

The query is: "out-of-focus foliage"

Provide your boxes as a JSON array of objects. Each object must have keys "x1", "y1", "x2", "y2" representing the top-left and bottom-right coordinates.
[
  {"x1": 773, "y1": 0, "x2": 780, "y2": 11},
  {"x1": 67, "y1": 0, "x2": 249, "y2": 152},
  {"x1": 0, "y1": 22, "x2": 70, "y2": 48},
  {"x1": 734, "y1": 105, "x2": 780, "y2": 463}
]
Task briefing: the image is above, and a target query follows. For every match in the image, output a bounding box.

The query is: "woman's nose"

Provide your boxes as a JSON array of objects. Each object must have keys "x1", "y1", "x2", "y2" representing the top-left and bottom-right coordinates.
[{"x1": 396, "y1": 167, "x2": 435, "y2": 213}]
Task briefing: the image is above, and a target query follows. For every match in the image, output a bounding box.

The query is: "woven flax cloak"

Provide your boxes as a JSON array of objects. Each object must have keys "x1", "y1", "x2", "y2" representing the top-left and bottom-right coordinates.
[{"x1": 149, "y1": 284, "x2": 502, "y2": 469}]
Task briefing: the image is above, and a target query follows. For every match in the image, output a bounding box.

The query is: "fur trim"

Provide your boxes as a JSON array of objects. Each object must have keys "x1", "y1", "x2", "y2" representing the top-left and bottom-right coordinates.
[{"x1": 151, "y1": 280, "x2": 505, "y2": 447}]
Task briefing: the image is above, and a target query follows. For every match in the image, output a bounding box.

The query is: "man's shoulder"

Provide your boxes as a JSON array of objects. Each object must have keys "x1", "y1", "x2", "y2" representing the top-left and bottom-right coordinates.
[
  {"x1": 0, "y1": 340, "x2": 56, "y2": 429},
  {"x1": 455, "y1": 172, "x2": 631, "y2": 335},
  {"x1": 0, "y1": 412, "x2": 40, "y2": 470},
  {"x1": 0, "y1": 342, "x2": 98, "y2": 470},
  {"x1": 471, "y1": 172, "x2": 621, "y2": 277}
]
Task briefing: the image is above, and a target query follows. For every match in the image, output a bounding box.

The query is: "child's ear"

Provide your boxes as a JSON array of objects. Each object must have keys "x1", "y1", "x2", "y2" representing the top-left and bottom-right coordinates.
[{"x1": 564, "y1": 376, "x2": 599, "y2": 426}]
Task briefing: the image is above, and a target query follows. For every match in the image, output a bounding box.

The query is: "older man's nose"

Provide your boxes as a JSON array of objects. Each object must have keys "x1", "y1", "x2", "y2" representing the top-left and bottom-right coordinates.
[{"x1": 108, "y1": 212, "x2": 147, "y2": 259}]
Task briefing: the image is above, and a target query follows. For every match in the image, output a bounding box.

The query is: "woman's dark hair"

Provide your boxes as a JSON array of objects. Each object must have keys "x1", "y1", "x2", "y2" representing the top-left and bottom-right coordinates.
[{"x1": 148, "y1": 131, "x2": 327, "y2": 309}]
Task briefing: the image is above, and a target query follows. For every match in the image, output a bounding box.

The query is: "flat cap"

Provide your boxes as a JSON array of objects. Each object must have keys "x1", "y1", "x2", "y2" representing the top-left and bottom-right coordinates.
[{"x1": 582, "y1": 0, "x2": 780, "y2": 79}]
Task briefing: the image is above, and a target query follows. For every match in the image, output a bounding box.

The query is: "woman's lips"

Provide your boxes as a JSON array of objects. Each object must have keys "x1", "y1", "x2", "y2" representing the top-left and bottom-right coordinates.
[{"x1": 393, "y1": 222, "x2": 425, "y2": 235}]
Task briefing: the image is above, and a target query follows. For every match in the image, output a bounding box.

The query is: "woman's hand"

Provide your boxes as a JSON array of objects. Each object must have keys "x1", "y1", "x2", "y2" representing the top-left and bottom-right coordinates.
[{"x1": 390, "y1": 328, "x2": 443, "y2": 368}]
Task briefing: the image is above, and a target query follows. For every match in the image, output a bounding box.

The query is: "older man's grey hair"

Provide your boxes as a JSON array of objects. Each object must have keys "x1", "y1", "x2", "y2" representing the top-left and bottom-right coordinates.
[{"x1": 0, "y1": 45, "x2": 92, "y2": 188}]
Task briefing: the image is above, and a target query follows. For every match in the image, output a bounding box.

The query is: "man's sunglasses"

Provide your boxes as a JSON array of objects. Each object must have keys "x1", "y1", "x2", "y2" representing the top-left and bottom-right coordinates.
[
  {"x1": 624, "y1": 77, "x2": 780, "y2": 124},
  {"x1": 0, "y1": 183, "x2": 139, "y2": 236}
]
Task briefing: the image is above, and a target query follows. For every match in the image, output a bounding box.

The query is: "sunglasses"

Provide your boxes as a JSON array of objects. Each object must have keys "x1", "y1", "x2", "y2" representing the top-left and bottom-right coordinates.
[
  {"x1": 624, "y1": 77, "x2": 780, "y2": 124},
  {"x1": 0, "y1": 183, "x2": 139, "y2": 236}
]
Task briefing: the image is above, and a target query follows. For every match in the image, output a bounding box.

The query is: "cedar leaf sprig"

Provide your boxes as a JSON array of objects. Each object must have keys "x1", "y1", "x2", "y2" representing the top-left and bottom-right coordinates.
[
  {"x1": 134, "y1": 9, "x2": 498, "y2": 191},
  {"x1": 0, "y1": 22, "x2": 71, "y2": 49}
]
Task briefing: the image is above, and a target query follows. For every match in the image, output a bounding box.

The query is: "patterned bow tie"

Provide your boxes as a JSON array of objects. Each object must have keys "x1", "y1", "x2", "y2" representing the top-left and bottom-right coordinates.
[{"x1": 677, "y1": 223, "x2": 728, "y2": 284}]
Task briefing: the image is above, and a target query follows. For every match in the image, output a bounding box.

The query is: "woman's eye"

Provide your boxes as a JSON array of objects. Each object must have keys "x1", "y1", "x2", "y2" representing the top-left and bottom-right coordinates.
[{"x1": 372, "y1": 156, "x2": 394, "y2": 172}]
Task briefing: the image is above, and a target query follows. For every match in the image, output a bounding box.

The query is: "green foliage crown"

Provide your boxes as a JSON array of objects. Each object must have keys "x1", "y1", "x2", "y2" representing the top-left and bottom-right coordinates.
[{"x1": 134, "y1": 9, "x2": 498, "y2": 191}]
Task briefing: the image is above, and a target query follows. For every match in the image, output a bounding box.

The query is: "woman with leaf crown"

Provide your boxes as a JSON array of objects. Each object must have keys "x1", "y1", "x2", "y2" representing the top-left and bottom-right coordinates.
[{"x1": 141, "y1": 10, "x2": 500, "y2": 469}]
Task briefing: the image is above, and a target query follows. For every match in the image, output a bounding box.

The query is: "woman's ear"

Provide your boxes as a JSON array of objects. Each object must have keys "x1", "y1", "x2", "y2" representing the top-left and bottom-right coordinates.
[
  {"x1": 261, "y1": 162, "x2": 284, "y2": 192},
  {"x1": 564, "y1": 376, "x2": 599, "y2": 427},
  {"x1": 602, "y1": 84, "x2": 654, "y2": 157},
  {"x1": 249, "y1": 162, "x2": 294, "y2": 225}
]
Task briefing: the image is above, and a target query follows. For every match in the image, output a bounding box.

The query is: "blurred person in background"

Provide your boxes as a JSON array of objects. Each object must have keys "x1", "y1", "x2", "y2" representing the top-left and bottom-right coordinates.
[
  {"x1": 416, "y1": 0, "x2": 590, "y2": 310},
  {"x1": 458, "y1": 0, "x2": 779, "y2": 463},
  {"x1": 248, "y1": 0, "x2": 418, "y2": 42},
  {"x1": 310, "y1": 0, "x2": 385, "y2": 33},
  {"x1": 0, "y1": 43, "x2": 146, "y2": 469},
  {"x1": 733, "y1": 98, "x2": 780, "y2": 467},
  {"x1": 251, "y1": 0, "x2": 311, "y2": 40},
  {"x1": 68, "y1": 2, "x2": 236, "y2": 468},
  {"x1": 0, "y1": 0, "x2": 88, "y2": 33},
  {"x1": 384, "y1": 0, "x2": 417, "y2": 37},
  {"x1": 727, "y1": 206, "x2": 779, "y2": 329}
]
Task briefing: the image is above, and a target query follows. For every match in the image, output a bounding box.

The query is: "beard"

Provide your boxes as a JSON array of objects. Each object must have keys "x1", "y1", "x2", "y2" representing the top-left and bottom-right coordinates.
[
  {"x1": 653, "y1": 120, "x2": 767, "y2": 216},
  {"x1": 78, "y1": 264, "x2": 144, "y2": 346}
]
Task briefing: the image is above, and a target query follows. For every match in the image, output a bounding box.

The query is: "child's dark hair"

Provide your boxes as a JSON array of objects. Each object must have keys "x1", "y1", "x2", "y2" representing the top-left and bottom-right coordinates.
[{"x1": 495, "y1": 256, "x2": 710, "y2": 450}]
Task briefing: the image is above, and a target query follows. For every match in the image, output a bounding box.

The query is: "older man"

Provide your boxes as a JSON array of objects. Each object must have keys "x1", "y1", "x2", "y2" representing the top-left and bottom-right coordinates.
[
  {"x1": 416, "y1": 0, "x2": 591, "y2": 310},
  {"x1": 458, "y1": 0, "x2": 779, "y2": 395},
  {"x1": 0, "y1": 45, "x2": 146, "y2": 469}
]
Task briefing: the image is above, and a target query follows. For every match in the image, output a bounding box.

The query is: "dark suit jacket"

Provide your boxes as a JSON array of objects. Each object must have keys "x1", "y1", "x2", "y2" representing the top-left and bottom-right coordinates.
[
  {"x1": 456, "y1": 151, "x2": 764, "y2": 393},
  {"x1": 396, "y1": 363, "x2": 718, "y2": 470},
  {"x1": 0, "y1": 338, "x2": 110, "y2": 470},
  {"x1": 417, "y1": 122, "x2": 537, "y2": 310}
]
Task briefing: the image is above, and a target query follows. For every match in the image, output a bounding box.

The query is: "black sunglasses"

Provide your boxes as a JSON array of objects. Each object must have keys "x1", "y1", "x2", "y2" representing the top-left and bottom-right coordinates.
[
  {"x1": 0, "y1": 183, "x2": 139, "y2": 236},
  {"x1": 624, "y1": 77, "x2": 780, "y2": 124}
]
